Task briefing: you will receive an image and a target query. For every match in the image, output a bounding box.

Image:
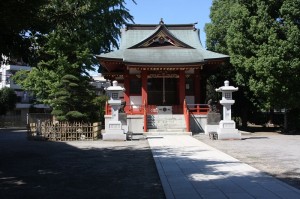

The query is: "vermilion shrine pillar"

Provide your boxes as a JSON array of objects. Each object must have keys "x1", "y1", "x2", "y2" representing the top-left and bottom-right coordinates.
[
  {"x1": 141, "y1": 70, "x2": 148, "y2": 104},
  {"x1": 194, "y1": 69, "x2": 201, "y2": 104},
  {"x1": 123, "y1": 71, "x2": 130, "y2": 112},
  {"x1": 179, "y1": 70, "x2": 185, "y2": 106}
]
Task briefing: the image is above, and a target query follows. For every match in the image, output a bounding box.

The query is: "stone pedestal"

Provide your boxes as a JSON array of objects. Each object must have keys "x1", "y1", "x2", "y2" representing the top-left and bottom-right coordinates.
[
  {"x1": 217, "y1": 120, "x2": 241, "y2": 140},
  {"x1": 103, "y1": 121, "x2": 126, "y2": 141}
]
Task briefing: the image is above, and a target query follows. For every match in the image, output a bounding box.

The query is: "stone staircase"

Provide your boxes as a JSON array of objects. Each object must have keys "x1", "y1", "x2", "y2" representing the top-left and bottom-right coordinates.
[{"x1": 146, "y1": 114, "x2": 191, "y2": 135}]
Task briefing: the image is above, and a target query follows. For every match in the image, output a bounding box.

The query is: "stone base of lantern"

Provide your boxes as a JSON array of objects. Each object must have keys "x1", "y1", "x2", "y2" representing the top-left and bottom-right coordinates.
[
  {"x1": 217, "y1": 120, "x2": 241, "y2": 140},
  {"x1": 102, "y1": 131, "x2": 127, "y2": 141},
  {"x1": 103, "y1": 121, "x2": 127, "y2": 141}
]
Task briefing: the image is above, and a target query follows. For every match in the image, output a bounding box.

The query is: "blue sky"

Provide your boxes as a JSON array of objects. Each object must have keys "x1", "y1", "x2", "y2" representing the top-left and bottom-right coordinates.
[{"x1": 125, "y1": 0, "x2": 213, "y2": 47}]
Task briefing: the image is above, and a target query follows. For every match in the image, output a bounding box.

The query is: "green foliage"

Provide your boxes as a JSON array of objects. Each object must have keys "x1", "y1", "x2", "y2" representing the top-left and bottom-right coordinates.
[
  {"x1": 65, "y1": 111, "x2": 87, "y2": 121},
  {"x1": 0, "y1": 87, "x2": 18, "y2": 115},
  {"x1": 93, "y1": 95, "x2": 109, "y2": 123},
  {"x1": 0, "y1": 0, "x2": 48, "y2": 64},
  {"x1": 13, "y1": 68, "x2": 59, "y2": 105},
  {"x1": 206, "y1": 0, "x2": 300, "y2": 111},
  {"x1": 38, "y1": 0, "x2": 134, "y2": 70},
  {"x1": 49, "y1": 74, "x2": 96, "y2": 122},
  {"x1": 13, "y1": 0, "x2": 134, "y2": 122}
]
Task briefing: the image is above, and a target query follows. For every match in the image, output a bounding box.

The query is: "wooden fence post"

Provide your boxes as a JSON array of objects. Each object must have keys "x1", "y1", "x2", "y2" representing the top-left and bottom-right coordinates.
[{"x1": 93, "y1": 122, "x2": 101, "y2": 140}]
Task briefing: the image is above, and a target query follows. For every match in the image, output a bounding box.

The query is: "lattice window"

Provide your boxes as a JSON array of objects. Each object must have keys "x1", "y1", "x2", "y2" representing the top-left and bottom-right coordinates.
[{"x1": 225, "y1": 93, "x2": 231, "y2": 99}]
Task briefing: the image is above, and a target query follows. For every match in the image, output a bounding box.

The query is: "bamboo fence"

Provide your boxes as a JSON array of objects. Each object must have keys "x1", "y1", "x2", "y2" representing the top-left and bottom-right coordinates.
[{"x1": 28, "y1": 121, "x2": 101, "y2": 141}]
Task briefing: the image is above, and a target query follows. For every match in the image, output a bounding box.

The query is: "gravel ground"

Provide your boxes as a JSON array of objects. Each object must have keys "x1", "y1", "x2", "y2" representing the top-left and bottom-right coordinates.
[
  {"x1": 0, "y1": 129, "x2": 165, "y2": 199},
  {"x1": 194, "y1": 131, "x2": 300, "y2": 190}
]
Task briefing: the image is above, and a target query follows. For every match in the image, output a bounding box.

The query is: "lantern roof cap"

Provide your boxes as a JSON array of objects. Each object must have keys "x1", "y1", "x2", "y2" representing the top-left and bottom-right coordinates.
[
  {"x1": 105, "y1": 81, "x2": 125, "y2": 91},
  {"x1": 216, "y1": 80, "x2": 238, "y2": 92}
]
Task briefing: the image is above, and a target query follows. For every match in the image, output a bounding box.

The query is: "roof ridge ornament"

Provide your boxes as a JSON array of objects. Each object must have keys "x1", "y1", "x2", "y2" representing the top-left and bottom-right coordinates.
[
  {"x1": 193, "y1": 22, "x2": 198, "y2": 31},
  {"x1": 160, "y1": 18, "x2": 164, "y2": 25}
]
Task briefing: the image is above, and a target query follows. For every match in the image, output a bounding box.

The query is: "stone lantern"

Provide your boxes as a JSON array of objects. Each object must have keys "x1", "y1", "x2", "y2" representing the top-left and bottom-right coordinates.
[
  {"x1": 103, "y1": 80, "x2": 127, "y2": 141},
  {"x1": 215, "y1": 80, "x2": 241, "y2": 140}
]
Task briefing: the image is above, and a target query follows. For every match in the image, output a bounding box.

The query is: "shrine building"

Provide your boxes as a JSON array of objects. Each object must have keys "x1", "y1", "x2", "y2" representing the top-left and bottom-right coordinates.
[{"x1": 97, "y1": 20, "x2": 229, "y2": 134}]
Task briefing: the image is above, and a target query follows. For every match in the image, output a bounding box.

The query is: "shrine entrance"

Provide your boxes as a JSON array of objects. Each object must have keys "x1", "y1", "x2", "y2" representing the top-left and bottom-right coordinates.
[{"x1": 147, "y1": 77, "x2": 178, "y2": 105}]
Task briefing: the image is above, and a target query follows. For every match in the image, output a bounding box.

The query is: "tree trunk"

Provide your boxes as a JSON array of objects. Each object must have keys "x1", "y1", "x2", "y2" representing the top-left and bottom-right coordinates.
[
  {"x1": 284, "y1": 109, "x2": 288, "y2": 131},
  {"x1": 241, "y1": 108, "x2": 248, "y2": 128},
  {"x1": 267, "y1": 108, "x2": 274, "y2": 126}
]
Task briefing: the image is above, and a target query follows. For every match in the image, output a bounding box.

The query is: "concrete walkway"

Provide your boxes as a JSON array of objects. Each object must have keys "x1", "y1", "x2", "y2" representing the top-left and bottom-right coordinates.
[{"x1": 148, "y1": 135, "x2": 300, "y2": 199}]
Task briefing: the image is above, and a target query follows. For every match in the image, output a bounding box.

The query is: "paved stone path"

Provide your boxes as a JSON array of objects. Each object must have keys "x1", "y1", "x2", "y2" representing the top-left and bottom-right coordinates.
[{"x1": 148, "y1": 135, "x2": 300, "y2": 199}]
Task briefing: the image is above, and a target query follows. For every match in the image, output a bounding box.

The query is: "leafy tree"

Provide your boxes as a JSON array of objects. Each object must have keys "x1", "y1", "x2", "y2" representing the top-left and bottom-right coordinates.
[
  {"x1": 49, "y1": 74, "x2": 97, "y2": 121},
  {"x1": 0, "y1": 0, "x2": 48, "y2": 64},
  {"x1": 13, "y1": 0, "x2": 134, "y2": 122},
  {"x1": 0, "y1": 87, "x2": 18, "y2": 115},
  {"x1": 205, "y1": 0, "x2": 256, "y2": 126},
  {"x1": 206, "y1": 0, "x2": 300, "y2": 128},
  {"x1": 93, "y1": 95, "x2": 109, "y2": 124}
]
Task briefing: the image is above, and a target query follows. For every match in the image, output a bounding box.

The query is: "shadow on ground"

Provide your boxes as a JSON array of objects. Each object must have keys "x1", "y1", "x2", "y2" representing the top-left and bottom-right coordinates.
[
  {"x1": 238, "y1": 126, "x2": 280, "y2": 133},
  {"x1": 242, "y1": 137, "x2": 269, "y2": 140},
  {"x1": 239, "y1": 126, "x2": 300, "y2": 135},
  {"x1": 0, "y1": 129, "x2": 165, "y2": 199}
]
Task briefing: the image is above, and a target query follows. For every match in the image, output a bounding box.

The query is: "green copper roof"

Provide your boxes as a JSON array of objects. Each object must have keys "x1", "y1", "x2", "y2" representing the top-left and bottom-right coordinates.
[{"x1": 97, "y1": 23, "x2": 229, "y2": 64}]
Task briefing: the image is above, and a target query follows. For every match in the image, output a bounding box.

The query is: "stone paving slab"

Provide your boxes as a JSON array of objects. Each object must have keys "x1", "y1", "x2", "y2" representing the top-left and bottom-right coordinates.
[{"x1": 148, "y1": 135, "x2": 300, "y2": 199}]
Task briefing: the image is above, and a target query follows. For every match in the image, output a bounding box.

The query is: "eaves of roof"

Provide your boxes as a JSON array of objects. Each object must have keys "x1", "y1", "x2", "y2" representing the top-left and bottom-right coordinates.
[{"x1": 97, "y1": 48, "x2": 229, "y2": 65}]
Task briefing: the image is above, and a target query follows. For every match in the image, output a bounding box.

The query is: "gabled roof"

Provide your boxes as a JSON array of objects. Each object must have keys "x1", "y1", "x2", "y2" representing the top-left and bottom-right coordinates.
[
  {"x1": 128, "y1": 22, "x2": 194, "y2": 49},
  {"x1": 97, "y1": 21, "x2": 229, "y2": 66}
]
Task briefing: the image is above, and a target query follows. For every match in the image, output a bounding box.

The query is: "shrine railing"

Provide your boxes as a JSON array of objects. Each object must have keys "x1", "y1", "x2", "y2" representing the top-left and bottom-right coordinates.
[
  {"x1": 105, "y1": 101, "x2": 209, "y2": 133},
  {"x1": 105, "y1": 103, "x2": 210, "y2": 115},
  {"x1": 125, "y1": 105, "x2": 144, "y2": 115},
  {"x1": 187, "y1": 104, "x2": 210, "y2": 115},
  {"x1": 105, "y1": 103, "x2": 158, "y2": 115},
  {"x1": 146, "y1": 105, "x2": 158, "y2": 114},
  {"x1": 105, "y1": 103, "x2": 146, "y2": 115},
  {"x1": 105, "y1": 101, "x2": 111, "y2": 115}
]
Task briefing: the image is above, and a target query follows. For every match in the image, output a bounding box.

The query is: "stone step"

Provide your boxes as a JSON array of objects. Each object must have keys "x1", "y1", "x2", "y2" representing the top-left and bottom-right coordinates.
[
  {"x1": 147, "y1": 116, "x2": 185, "y2": 120},
  {"x1": 148, "y1": 121, "x2": 185, "y2": 124},
  {"x1": 145, "y1": 131, "x2": 192, "y2": 136},
  {"x1": 148, "y1": 128, "x2": 186, "y2": 132},
  {"x1": 155, "y1": 119, "x2": 185, "y2": 123},
  {"x1": 147, "y1": 125, "x2": 186, "y2": 130},
  {"x1": 148, "y1": 122, "x2": 186, "y2": 126},
  {"x1": 147, "y1": 114, "x2": 186, "y2": 131},
  {"x1": 147, "y1": 117, "x2": 185, "y2": 122},
  {"x1": 147, "y1": 121, "x2": 185, "y2": 125}
]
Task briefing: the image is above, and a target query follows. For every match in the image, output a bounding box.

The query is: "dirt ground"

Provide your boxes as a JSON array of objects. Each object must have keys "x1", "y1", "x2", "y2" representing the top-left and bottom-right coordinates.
[
  {"x1": 194, "y1": 129, "x2": 300, "y2": 191},
  {"x1": 0, "y1": 129, "x2": 165, "y2": 199}
]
